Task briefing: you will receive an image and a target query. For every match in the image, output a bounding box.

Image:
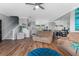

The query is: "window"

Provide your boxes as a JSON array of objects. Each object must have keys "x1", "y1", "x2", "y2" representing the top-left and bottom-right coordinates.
[{"x1": 75, "y1": 8, "x2": 79, "y2": 31}]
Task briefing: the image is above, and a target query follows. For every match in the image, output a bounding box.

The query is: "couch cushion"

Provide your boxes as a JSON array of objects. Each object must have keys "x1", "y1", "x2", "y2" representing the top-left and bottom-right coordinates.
[{"x1": 67, "y1": 32, "x2": 79, "y2": 42}]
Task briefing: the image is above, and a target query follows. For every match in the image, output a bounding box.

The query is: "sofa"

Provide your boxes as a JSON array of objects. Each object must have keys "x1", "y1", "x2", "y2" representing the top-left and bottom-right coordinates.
[
  {"x1": 32, "y1": 31, "x2": 53, "y2": 44},
  {"x1": 56, "y1": 32, "x2": 79, "y2": 56},
  {"x1": 67, "y1": 32, "x2": 79, "y2": 42}
]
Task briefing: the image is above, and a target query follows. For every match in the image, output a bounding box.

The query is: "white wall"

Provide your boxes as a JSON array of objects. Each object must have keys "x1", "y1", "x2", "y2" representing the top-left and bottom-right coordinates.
[
  {"x1": 35, "y1": 19, "x2": 49, "y2": 25},
  {"x1": 54, "y1": 13, "x2": 70, "y2": 30},
  {"x1": 19, "y1": 17, "x2": 28, "y2": 26},
  {"x1": 35, "y1": 19, "x2": 52, "y2": 30},
  {"x1": 70, "y1": 11, "x2": 75, "y2": 32}
]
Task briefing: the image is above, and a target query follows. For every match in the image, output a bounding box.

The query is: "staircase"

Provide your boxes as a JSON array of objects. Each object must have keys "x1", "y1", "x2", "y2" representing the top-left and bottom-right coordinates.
[{"x1": 5, "y1": 25, "x2": 20, "y2": 40}]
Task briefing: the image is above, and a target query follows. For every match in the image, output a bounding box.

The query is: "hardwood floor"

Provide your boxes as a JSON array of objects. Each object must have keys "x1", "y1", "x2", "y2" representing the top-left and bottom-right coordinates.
[{"x1": 0, "y1": 38, "x2": 70, "y2": 56}]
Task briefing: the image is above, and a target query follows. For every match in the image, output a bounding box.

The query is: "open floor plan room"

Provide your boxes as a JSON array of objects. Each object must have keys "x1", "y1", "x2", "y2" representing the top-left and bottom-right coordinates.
[{"x1": 0, "y1": 3, "x2": 79, "y2": 56}]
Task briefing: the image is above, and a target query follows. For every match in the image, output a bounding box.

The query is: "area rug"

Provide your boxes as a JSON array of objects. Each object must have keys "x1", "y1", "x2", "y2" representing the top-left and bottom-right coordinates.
[{"x1": 27, "y1": 48, "x2": 62, "y2": 56}]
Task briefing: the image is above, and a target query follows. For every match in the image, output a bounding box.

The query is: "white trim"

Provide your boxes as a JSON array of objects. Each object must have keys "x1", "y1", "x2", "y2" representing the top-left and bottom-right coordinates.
[{"x1": 12, "y1": 25, "x2": 20, "y2": 40}]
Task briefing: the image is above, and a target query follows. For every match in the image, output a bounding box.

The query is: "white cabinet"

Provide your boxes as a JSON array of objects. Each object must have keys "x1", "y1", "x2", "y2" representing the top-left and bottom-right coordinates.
[{"x1": 16, "y1": 28, "x2": 30, "y2": 39}]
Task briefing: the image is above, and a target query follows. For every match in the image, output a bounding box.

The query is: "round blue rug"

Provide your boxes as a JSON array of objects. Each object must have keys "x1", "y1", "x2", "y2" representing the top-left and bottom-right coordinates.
[{"x1": 27, "y1": 48, "x2": 62, "y2": 56}]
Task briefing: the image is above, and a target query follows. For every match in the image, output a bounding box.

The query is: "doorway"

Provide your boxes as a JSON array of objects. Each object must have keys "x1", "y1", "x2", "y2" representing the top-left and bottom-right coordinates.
[{"x1": 0, "y1": 20, "x2": 2, "y2": 42}]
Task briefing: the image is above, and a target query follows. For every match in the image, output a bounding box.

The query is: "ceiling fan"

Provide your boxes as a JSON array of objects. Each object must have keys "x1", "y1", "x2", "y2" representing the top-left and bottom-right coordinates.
[{"x1": 25, "y1": 3, "x2": 45, "y2": 10}]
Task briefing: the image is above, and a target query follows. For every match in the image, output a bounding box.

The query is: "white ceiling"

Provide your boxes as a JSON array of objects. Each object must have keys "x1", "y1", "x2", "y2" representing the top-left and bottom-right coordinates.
[{"x1": 0, "y1": 3, "x2": 79, "y2": 21}]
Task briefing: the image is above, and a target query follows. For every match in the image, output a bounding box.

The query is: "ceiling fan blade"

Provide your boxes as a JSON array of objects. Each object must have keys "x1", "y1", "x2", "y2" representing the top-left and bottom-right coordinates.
[
  {"x1": 35, "y1": 3, "x2": 43, "y2": 5},
  {"x1": 33, "y1": 7, "x2": 36, "y2": 10},
  {"x1": 25, "y1": 3, "x2": 35, "y2": 5},
  {"x1": 38, "y1": 3, "x2": 43, "y2": 5},
  {"x1": 39, "y1": 5, "x2": 45, "y2": 9}
]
